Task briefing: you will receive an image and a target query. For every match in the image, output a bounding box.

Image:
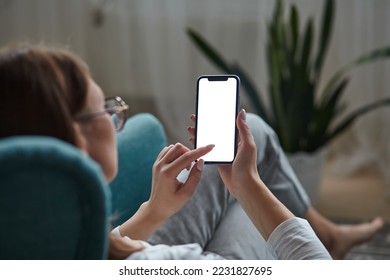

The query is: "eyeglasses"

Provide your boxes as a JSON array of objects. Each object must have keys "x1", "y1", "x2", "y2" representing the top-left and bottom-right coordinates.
[{"x1": 76, "y1": 96, "x2": 129, "y2": 132}]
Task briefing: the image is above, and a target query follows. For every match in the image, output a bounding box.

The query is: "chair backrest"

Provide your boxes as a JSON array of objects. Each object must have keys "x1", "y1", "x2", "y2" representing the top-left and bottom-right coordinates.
[{"x1": 0, "y1": 136, "x2": 111, "y2": 260}]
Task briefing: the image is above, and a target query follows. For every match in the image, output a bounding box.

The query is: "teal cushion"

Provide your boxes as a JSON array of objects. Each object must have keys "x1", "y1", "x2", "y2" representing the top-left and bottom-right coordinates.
[
  {"x1": 0, "y1": 136, "x2": 111, "y2": 259},
  {"x1": 110, "y1": 113, "x2": 167, "y2": 226}
]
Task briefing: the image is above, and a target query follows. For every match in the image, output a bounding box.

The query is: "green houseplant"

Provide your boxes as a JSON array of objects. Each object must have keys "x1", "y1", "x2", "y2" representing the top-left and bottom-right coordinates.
[{"x1": 187, "y1": 0, "x2": 390, "y2": 154}]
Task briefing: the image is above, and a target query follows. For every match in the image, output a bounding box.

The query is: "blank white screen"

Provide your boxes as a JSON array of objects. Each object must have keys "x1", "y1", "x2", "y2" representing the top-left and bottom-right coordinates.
[{"x1": 196, "y1": 77, "x2": 238, "y2": 163}]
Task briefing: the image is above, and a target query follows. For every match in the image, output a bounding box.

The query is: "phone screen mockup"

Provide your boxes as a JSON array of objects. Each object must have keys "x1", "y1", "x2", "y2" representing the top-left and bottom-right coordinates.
[{"x1": 195, "y1": 75, "x2": 240, "y2": 164}]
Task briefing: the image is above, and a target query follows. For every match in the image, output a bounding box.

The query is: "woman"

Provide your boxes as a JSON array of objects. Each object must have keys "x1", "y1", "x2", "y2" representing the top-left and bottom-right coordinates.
[{"x1": 0, "y1": 44, "x2": 383, "y2": 259}]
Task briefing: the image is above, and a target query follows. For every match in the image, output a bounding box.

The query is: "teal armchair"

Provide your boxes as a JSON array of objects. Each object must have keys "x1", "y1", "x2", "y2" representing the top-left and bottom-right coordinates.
[
  {"x1": 0, "y1": 113, "x2": 167, "y2": 259},
  {"x1": 0, "y1": 136, "x2": 111, "y2": 259}
]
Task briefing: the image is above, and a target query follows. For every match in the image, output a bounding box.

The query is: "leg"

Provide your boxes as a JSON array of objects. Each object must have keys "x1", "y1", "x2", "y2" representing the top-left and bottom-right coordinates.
[
  {"x1": 306, "y1": 208, "x2": 384, "y2": 259},
  {"x1": 245, "y1": 113, "x2": 310, "y2": 217},
  {"x1": 246, "y1": 113, "x2": 384, "y2": 259}
]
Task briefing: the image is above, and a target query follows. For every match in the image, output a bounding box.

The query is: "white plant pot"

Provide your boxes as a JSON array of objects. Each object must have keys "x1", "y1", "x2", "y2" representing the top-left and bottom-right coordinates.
[{"x1": 287, "y1": 148, "x2": 327, "y2": 205}]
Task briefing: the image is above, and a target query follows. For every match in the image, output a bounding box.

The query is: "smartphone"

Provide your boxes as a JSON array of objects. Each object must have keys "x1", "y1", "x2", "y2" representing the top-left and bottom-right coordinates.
[{"x1": 195, "y1": 74, "x2": 240, "y2": 164}]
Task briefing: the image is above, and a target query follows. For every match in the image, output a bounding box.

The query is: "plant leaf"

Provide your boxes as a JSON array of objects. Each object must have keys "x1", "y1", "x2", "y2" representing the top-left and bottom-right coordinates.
[
  {"x1": 300, "y1": 18, "x2": 314, "y2": 72},
  {"x1": 268, "y1": 28, "x2": 290, "y2": 150},
  {"x1": 186, "y1": 1, "x2": 390, "y2": 154},
  {"x1": 186, "y1": 28, "x2": 231, "y2": 73},
  {"x1": 230, "y1": 63, "x2": 270, "y2": 125},
  {"x1": 314, "y1": 0, "x2": 334, "y2": 81},
  {"x1": 267, "y1": 2, "x2": 291, "y2": 151},
  {"x1": 273, "y1": 0, "x2": 283, "y2": 30},
  {"x1": 284, "y1": 81, "x2": 315, "y2": 152},
  {"x1": 320, "y1": 77, "x2": 349, "y2": 112},
  {"x1": 322, "y1": 46, "x2": 390, "y2": 103},
  {"x1": 287, "y1": 4, "x2": 299, "y2": 73},
  {"x1": 289, "y1": 4, "x2": 299, "y2": 58},
  {"x1": 186, "y1": 27, "x2": 271, "y2": 125},
  {"x1": 321, "y1": 98, "x2": 390, "y2": 147},
  {"x1": 307, "y1": 78, "x2": 349, "y2": 151}
]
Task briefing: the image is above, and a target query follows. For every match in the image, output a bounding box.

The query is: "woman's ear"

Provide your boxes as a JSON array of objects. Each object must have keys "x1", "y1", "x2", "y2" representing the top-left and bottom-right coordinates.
[{"x1": 73, "y1": 122, "x2": 88, "y2": 154}]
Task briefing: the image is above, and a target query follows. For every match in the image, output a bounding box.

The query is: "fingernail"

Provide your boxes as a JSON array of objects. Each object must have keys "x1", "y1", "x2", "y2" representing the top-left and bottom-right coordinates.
[
  {"x1": 206, "y1": 144, "x2": 215, "y2": 149},
  {"x1": 196, "y1": 159, "x2": 204, "y2": 171},
  {"x1": 241, "y1": 109, "x2": 247, "y2": 120}
]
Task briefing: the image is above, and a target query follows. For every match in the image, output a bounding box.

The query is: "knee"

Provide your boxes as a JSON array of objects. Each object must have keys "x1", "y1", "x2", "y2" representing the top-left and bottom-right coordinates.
[
  {"x1": 246, "y1": 112, "x2": 267, "y2": 127},
  {"x1": 246, "y1": 113, "x2": 277, "y2": 140},
  {"x1": 245, "y1": 113, "x2": 282, "y2": 161}
]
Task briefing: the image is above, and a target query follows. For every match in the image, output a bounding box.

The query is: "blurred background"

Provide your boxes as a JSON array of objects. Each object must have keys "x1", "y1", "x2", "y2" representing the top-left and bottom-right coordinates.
[{"x1": 1, "y1": 0, "x2": 390, "y2": 223}]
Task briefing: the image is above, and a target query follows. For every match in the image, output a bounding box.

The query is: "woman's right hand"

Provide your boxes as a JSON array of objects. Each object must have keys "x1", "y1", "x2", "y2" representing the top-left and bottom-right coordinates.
[
  {"x1": 119, "y1": 142, "x2": 214, "y2": 241},
  {"x1": 146, "y1": 142, "x2": 214, "y2": 220}
]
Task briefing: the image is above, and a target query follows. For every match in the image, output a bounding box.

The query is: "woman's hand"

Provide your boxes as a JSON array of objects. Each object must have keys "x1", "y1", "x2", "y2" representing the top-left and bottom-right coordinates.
[
  {"x1": 147, "y1": 142, "x2": 214, "y2": 220},
  {"x1": 188, "y1": 110, "x2": 295, "y2": 241},
  {"x1": 119, "y1": 142, "x2": 214, "y2": 241},
  {"x1": 188, "y1": 109, "x2": 260, "y2": 198},
  {"x1": 108, "y1": 233, "x2": 144, "y2": 260},
  {"x1": 216, "y1": 110, "x2": 260, "y2": 198}
]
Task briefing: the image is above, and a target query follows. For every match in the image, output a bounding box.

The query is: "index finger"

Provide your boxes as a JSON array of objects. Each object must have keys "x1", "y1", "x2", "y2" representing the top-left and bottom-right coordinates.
[{"x1": 168, "y1": 144, "x2": 214, "y2": 176}]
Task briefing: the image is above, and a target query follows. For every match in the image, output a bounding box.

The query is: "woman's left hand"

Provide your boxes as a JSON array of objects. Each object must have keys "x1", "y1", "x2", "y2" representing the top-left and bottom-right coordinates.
[{"x1": 187, "y1": 110, "x2": 259, "y2": 198}]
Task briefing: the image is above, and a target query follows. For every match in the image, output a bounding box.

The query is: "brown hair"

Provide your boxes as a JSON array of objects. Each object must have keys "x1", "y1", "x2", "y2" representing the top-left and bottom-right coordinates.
[{"x1": 0, "y1": 44, "x2": 90, "y2": 145}]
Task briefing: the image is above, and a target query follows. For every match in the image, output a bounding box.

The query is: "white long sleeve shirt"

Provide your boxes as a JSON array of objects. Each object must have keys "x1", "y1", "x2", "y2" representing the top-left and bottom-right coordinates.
[{"x1": 111, "y1": 217, "x2": 332, "y2": 260}]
